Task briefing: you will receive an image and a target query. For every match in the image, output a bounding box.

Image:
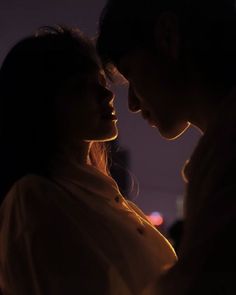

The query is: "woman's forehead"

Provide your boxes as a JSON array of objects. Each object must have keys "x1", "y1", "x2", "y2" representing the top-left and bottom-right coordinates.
[{"x1": 62, "y1": 67, "x2": 106, "y2": 89}]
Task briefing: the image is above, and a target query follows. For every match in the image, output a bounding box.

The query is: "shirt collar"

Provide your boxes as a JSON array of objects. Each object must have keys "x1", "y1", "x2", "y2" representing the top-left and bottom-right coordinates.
[{"x1": 49, "y1": 154, "x2": 122, "y2": 201}]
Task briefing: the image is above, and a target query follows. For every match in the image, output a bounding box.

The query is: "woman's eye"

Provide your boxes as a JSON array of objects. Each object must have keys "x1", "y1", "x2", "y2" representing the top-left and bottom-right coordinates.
[{"x1": 98, "y1": 72, "x2": 107, "y2": 87}]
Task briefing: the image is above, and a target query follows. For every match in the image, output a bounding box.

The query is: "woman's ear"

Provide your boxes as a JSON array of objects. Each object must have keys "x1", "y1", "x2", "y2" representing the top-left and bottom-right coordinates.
[{"x1": 154, "y1": 12, "x2": 180, "y2": 61}]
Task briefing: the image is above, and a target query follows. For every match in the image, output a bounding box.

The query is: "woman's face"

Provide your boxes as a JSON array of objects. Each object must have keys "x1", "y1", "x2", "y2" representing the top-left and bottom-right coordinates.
[{"x1": 56, "y1": 65, "x2": 118, "y2": 144}]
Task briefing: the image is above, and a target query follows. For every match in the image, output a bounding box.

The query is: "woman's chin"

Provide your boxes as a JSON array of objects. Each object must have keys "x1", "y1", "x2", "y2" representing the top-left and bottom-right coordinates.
[
  {"x1": 90, "y1": 128, "x2": 118, "y2": 142},
  {"x1": 103, "y1": 132, "x2": 118, "y2": 142}
]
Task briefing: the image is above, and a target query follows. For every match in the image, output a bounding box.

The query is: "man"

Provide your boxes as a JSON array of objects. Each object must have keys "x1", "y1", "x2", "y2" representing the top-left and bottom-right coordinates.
[{"x1": 97, "y1": 0, "x2": 236, "y2": 293}]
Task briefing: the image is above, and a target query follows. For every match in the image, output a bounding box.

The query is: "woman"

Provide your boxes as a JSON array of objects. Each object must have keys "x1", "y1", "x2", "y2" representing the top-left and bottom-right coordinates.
[{"x1": 0, "y1": 27, "x2": 176, "y2": 295}]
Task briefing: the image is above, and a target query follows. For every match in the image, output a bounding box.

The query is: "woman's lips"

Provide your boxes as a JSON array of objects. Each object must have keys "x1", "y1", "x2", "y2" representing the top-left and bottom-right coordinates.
[{"x1": 101, "y1": 108, "x2": 117, "y2": 120}]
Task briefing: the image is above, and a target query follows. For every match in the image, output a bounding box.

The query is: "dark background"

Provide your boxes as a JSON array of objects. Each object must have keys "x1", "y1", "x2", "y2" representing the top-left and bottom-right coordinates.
[{"x1": 0, "y1": 0, "x2": 201, "y2": 229}]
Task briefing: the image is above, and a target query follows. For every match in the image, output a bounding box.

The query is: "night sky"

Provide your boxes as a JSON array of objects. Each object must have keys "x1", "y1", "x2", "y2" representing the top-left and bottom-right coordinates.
[{"x1": 0, "y1": 0, "x2": 201, "y2": 228}]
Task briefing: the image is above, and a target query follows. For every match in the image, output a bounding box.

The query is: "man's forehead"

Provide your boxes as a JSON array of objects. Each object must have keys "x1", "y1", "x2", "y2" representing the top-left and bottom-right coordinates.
[{"x1": 117, "y1": 49, "x2": 151, "y2": 73}]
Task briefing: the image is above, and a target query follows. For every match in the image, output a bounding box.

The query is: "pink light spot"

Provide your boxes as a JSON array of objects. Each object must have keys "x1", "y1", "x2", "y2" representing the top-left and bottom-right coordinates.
[{"x1": 146, "y1": 211, "x2": 164, "y2": 226}]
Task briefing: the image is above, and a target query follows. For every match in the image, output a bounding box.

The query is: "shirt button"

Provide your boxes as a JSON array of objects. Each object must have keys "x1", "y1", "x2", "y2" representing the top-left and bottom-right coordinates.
[
  {"x1": 115, "y1": 196, "x2": 119, "y2": 203},
  {"x1": 137, "y1": 227, "x2": 145, "y2": 235}
]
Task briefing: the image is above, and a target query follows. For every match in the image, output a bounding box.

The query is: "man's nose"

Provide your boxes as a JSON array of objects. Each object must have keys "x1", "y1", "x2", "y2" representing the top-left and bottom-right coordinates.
[{"x1": 128, "y1": 86, "x2": 141, "y2": 113}]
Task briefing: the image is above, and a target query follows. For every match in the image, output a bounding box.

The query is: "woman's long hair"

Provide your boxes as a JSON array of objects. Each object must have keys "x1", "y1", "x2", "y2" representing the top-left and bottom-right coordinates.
[{"x1": 0, "y1": 26, "x2": 109, "y2": 202}]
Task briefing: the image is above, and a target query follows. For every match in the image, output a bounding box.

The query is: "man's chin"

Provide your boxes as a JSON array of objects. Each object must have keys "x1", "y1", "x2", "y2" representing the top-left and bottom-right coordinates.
[{"x1": 158, "y1": 122, "x2": 190, "y2": 140}]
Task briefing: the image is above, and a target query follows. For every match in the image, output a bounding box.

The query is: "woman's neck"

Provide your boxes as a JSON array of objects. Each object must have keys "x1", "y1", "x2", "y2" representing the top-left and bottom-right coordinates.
[{"x1": 59, "y1": 140, "x2": 92, "y2": 166}]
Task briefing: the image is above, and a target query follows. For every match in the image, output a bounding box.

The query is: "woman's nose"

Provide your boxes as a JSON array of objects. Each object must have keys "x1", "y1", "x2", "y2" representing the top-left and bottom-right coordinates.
[{"x1": 103, "y1": 87, "x2": 114, "y2": 103}]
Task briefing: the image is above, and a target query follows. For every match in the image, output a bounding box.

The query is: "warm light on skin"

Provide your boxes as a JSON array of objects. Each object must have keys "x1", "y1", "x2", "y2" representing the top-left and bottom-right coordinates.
[
  {"x1": 160, "y1": 122, "x2": 191, "y2": 141},
  {"x1": 84, "y1": 132, "x2": 118, "y2": 144},
  {"x1": 57, "y1": 67, "x2": 119, "y2": 167}
]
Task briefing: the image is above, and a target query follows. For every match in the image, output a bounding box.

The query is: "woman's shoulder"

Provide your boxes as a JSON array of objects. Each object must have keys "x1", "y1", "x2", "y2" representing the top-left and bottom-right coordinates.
[
  {"x1": 126, "y1": 200, "x2": 150, "y2": 222},
  {"x1": 13, "y1": 174, "x2": 57, "y2": 191},
  {"x1": 6, "y1": 174, "x2": 63, "y2": 199},
  {"x1": 1, "y1": 175, "x2": 65, "y2": 224}
]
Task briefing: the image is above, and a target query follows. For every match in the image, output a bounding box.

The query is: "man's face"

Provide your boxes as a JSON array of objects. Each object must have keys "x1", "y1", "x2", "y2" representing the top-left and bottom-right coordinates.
[{"x1": 117, "y1": 49, "x2": 190, "y2": 139}]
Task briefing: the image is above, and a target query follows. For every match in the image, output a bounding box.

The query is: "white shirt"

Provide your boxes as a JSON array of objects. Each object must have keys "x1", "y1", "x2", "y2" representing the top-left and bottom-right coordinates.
[{"x1": 0, "y1": 158, "x2": 176, "y2": 295}]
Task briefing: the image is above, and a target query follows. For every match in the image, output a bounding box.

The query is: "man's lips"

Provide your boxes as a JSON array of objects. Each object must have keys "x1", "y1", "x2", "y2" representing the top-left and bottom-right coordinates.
[{"x1": 141, "y1": 110, "x2": 157, "y2": 127}]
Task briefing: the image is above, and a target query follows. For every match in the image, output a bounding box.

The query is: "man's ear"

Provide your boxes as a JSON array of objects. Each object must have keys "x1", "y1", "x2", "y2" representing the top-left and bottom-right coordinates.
[{"x1": 154, "y1": 12, "x2": 180, "y2": 61}]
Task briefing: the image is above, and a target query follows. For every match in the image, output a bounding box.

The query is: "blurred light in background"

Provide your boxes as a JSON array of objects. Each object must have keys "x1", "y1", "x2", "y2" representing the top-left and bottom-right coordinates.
[{"x1": 146, "y1": 211, "x2": 164, "y2": 226}]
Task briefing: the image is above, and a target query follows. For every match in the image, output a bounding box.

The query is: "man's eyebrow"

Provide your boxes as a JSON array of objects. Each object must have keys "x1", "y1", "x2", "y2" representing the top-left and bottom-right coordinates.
[
  {"x1": 105, "y1": 64, "x2": 129, "y2": 86},
  {"x1": 115, "y1": 71, "x2": 129, "y2": 86},
  {"x1": 120, "y1": 75, "x2": 129, "y2": 86},
  {"x1": 117, "y1": 62, "x2": 129, "y2": 77}
]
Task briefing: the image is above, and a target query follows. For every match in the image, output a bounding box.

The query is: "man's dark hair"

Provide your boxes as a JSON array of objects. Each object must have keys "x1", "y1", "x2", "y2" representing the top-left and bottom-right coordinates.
[{"x1": 97, "y1": 0, "x2": 236, "y2": 87}]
